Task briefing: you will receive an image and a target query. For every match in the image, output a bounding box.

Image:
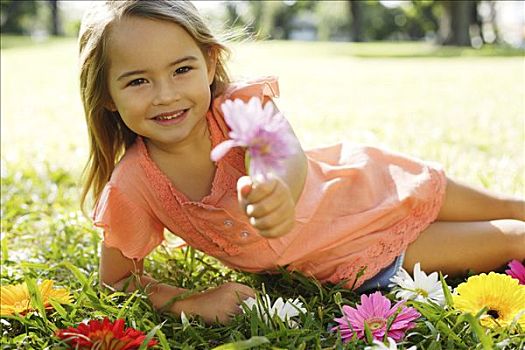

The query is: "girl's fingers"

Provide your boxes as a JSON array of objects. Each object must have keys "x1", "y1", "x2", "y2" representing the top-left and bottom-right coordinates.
[
  {"x1": 246, "y1": 176, "x2": 278, "y2": 204},
  {"x1": 258, "y1": 216, "x2": 295, "y2": 238},
  {"x1": 246, "y1": 191, "x2": 283, "y2": 218},
  {"x1": 236, "y1": 176, "x2": 253, "y2": 212},
  {"x1": 249, "y1": 201, "x2": 292, "y2": 230}
]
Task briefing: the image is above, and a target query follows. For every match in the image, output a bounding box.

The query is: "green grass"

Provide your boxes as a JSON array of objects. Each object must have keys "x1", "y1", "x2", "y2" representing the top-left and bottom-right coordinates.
[
  {"x1": 0, "y1": 35, "x2": 76, "y2": 50},
  {"x1": 1, "y1": 36, "x2": 524, "y2": 348}
]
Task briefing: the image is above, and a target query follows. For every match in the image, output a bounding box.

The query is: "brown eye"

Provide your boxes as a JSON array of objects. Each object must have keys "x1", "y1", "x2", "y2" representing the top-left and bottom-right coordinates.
[
  {"x1": 174, "y1": 66, "x2": 192, "y2": 75},
  {"x1": 128, "y1": 78, "x2": 147, "y2": 87}
]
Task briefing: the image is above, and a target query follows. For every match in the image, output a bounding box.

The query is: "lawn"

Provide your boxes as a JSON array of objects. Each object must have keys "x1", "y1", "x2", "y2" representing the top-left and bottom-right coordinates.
[{"x1": 1, "y1": 36, "x2": 524, "y2": 349}]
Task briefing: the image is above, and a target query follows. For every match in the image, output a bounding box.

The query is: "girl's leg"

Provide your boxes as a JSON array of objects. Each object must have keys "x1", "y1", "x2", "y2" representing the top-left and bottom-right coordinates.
[
  {"x1": 437, "y1": 177, "x2": 524, "y2": 222},
  {"x1": 404, "y1": 220, "x2": 525, "y2": 276}
]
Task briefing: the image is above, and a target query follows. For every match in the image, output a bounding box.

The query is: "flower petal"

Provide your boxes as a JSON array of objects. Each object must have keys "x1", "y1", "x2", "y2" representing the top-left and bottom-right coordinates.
[{"x1": 210, "y1": 140, "x2": 239, "y2": 161}]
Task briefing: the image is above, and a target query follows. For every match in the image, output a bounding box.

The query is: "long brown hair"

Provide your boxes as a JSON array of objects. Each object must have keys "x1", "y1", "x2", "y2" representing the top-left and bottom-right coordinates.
[{"x1": 78, "y1": 0, "x2": 232, "y2": 212}]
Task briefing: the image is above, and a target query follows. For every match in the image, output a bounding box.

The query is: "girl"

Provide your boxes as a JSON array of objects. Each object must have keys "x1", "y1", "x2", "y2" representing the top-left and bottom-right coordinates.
[{"x1": 79, "y1": 1, "x2": 524, "y2": 325}]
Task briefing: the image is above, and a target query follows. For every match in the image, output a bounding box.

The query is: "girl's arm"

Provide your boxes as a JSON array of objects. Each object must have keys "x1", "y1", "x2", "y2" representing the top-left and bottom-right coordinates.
[
  {"x1": 100, "y1": 243, "x2": 254, "y2": 324},
  {"x1": 278, "y1": 121, "x2": 308, "y2": 204},
  {"x1": 237, "y1": 113, "x2": 308, "y2": 238}
]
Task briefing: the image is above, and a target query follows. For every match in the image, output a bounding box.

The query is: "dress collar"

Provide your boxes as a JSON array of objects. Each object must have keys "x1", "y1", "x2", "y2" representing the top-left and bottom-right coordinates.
[{"x1": 135, "y1": 110, "x2": 230, "y2": 206}]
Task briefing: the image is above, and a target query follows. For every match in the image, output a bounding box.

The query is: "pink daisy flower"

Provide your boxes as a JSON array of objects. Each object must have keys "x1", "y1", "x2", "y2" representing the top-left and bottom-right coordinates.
[
  {"x1": 332, "y1": 291, "x2": 420, "y2": 342},
  {"x1": 211, "y1": 97, "x2": 296, "y2": 178},
  {"x1": 505, "y1": 259, "x2": 525, "y2": 285}
]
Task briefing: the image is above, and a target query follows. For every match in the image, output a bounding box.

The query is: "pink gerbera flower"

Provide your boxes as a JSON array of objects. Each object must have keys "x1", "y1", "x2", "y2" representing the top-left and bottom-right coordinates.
[
  {"x1": 505, "y1": 259, "x2": 525, "y2": 285},
  {"x1": 211, "y1": 97, "x2": 296, "y2": 177},
  {"x1": 56, "y1": 317, "x2": 157, "y2": 349},
  {"x1": 332, "y1": 291, "x2": 420, "y2": 342}
]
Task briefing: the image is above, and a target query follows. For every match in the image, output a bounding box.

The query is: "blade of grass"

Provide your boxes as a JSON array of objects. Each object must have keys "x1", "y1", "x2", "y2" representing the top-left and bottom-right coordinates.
[
  {"x1": 60, "y1": 261, "x2": 89, "y2": 286},
  {"x1": 116, "y1": 290, "x2": 139, "y2": 319},
  {"x1": 24, "y1": 277, "x2": 55, "y2": 330},
  {"x1": 463, "y1": 313, "x2": 493, "y2": 350},
  {"x1": 47, "y1": 299, "x2": 68, "y2": 319},
  {"x1": 363, "y1": 321, "x2": 374, "y2": 345},
  {"x1": 211, "y1": 336, "x2": 270, "y2": 350},
  {"x1": 138, "y1": 321, "x2": 165, "y2": 350},
  {"x1": 155, "y1": 328, "x2": 170, "y2": 350},
  {"x1": 1, "y1": 235, "x2": 8, "y2": 263},
  {"x1": 439, "y1": 272, "x2": 453, "y2": 307}
]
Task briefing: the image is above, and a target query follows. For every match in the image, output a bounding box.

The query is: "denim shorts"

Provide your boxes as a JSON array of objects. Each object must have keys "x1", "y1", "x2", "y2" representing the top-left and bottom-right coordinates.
[{"x1": 356, "y1": 253, "x2": 405, "y2": 293}]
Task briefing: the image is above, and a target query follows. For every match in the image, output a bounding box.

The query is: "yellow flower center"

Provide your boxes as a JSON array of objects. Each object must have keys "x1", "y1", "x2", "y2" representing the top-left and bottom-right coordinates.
[
  {"x1": 251, "y1": 137, "x2": 272, "y2": 156},
  {"x1": 415, "y1": 288, "x2": 429, "y2": 297},
  {"x1": 260, "y1": 144, "x2": 271, "y2": 155},
  {"x1": 365, "y1": 317, "x2": 386, "y2": 331}
]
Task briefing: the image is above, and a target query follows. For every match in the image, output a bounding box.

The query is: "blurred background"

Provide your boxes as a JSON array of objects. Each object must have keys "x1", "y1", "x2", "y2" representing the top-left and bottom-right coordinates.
[
  {"x1": 1, "y1": 0, "x2": 524, "y2": 198},
  {"x1": 1, "y1": 0, "x2": 524, "y2": 48},
  {"x1": 0, "y1": 0, "x2": 525, "y2": 48}
]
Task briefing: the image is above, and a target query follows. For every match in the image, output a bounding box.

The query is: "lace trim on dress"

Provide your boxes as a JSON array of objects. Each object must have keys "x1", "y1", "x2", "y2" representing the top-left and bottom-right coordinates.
[
  {"x1": 198, "y1": 220, "x2": 241, "y2": 256},
  {"x1": 135, "y1": 128, "x2": 245, "y2": 256},
  {"x1": 326, "y1": 167, "x2": 447, "y2": 289},
  {"x1": 136, "y1": 137, "x2": 226, "y2": 255}
]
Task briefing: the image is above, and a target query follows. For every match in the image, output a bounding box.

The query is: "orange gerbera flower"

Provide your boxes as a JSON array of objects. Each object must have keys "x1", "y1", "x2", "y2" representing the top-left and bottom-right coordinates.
[{"x1": 1, "y1": 279, "x2": 72, "y2": 316}]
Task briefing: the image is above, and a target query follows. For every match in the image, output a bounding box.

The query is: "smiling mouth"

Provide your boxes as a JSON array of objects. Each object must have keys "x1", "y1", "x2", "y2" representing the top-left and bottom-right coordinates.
[{"x1": 153, "y1": 109, "x2": 187, "y2": 121}]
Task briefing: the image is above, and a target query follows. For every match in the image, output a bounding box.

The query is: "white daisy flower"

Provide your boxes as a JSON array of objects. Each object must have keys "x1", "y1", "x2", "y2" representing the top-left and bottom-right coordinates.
[
  {"x1": 242, "y1": 294, "x2": 306, "y2": 328},
  {"x1": 365, "y1": 337, "x2": 417, "y2": 350},
  {"x1": 389, "y1": 262, "x2": 449, "y2": 306}
]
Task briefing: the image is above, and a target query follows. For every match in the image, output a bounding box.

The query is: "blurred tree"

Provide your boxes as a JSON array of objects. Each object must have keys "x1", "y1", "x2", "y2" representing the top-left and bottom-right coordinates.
[
  {"x1": 438, "y1": 0, "x2": 476, "y2": 46},
  {"x1": 346, "y1": 1, "x2": 410, "y2": 42},
  {"x1": 49, "y1": 0, "x2": 61, "y2": 36},
  {"x1": 1, "y1": 0, "x2": 38, "y2": 34},
  {"x1": 402, "y1": 0, "x2": 439, "y2": 40},
  {"x1": 316, "y1": 1, "x2": 349, "y2": 41},
  {"x1": 244, "y1": 1, "x2": 283, "y2": 39},
  {"x1": 220, "y1": 0, "x2": 500, "y2": 47},
  {"x1": 402, "y1": 0, "x2": 498, "y2": 46},
  {"x1": 1, "y1": 0, "x2": 62, "y2": 36},
  {"x1": 224, "y1": 1, "x2": 245, "y2": 29},
  {"x1": 477, "y1": 1, "x2": 499, "y2": 44},
  {"x1": 224, "y1": 1, "x2": 317, "y2": 40},
  {"x1": 348, "y1": 0, "x2": 363, "y2": 42}
]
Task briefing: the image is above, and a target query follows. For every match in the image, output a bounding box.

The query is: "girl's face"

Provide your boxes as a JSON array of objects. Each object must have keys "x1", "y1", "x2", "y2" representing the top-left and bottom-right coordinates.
[{"x1": 106, "y1": 17, "x2": 216, "y2": 150}]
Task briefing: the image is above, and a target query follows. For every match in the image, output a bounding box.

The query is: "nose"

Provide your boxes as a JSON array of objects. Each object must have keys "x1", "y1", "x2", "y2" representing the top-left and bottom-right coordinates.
[{"x1": 152, "y1": 79, "x2": 181, "y2": 106}]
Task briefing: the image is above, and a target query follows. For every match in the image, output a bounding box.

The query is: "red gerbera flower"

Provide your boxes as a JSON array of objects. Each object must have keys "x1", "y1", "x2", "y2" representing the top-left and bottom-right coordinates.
[{"x1": 56, "y1": 317, "x2": 157, "y2": 350}]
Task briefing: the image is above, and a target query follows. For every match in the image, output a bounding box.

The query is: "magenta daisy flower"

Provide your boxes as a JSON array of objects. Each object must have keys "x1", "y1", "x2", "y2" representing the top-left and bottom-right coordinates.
[
  {"x1": 505, "y1": 259, "x2": 525, "y2": 285},
  {"x1": 211, "y1": 97, "x2": 296, "y2": 177},
  {"x1": 332, "y1": 291, "x2": 420, "y2": 342}
]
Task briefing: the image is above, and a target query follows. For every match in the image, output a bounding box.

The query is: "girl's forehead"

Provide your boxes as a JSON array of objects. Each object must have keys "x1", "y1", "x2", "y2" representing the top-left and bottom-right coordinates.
[{"x1": 107, "y1": 16, "x2": 204, "y2": 67}]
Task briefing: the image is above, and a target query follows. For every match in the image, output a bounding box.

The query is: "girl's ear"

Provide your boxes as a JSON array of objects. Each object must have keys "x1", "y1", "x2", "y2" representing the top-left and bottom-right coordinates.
[{"x1": 206, "y1": 48, "x2": 217, "y2": 85}]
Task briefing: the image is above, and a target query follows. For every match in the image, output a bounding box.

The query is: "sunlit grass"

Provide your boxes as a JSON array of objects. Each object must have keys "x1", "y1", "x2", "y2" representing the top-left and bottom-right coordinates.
[
  {"x1": 1, "y1": 37, "x2": 524, "y2": 348},
  {"x1": 2, "y1": 38, "x2": 523, "y2": 194}
]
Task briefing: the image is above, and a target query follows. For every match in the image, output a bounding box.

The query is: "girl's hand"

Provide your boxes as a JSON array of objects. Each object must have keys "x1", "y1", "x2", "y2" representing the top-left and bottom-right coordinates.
[
  {"x1": 175, "y1": 282, "x2": 254, "y2": 325},
  {"x1": 237, "y1": 175, "x2": 295, "y2": 238}
]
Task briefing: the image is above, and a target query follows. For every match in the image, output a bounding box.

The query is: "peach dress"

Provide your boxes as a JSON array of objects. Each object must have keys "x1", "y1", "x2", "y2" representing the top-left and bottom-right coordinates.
[{"x1": 93, "y1": 77, "x2": 447, "y2": 289}]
